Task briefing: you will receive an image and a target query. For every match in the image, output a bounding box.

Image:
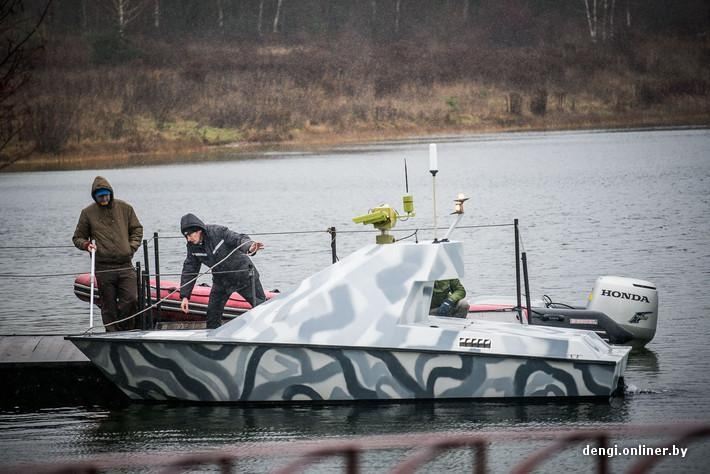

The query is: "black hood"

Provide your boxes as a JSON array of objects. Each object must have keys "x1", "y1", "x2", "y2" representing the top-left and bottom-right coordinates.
[{"x1": 180, "y1": 213, "x2": 206, "y2": 235}]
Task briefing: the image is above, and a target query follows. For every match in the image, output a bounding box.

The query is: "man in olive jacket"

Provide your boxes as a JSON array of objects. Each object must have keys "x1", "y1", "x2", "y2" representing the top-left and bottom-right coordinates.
[
  {"x1": 73, "y1": 176, "x2": 143, "y2": 331},
  {"x1": 430, "y1": 279, "x2": 470, "y2": 318},
  {"x1": 179, "y1": 213, "x2": 265, "y2": 329}
]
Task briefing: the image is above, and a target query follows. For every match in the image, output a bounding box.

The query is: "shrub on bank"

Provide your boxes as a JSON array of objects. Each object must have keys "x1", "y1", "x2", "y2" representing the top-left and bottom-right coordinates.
[{"x1": 14, "y1": 33, "x2": 710, "y2": 162}]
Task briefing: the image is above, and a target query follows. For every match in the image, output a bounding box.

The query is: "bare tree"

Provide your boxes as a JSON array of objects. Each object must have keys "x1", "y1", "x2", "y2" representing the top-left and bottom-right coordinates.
[
  {"x1": 105, "y1": 0, "x2": 146, "y2": 37},
  {"x1": 608, "y1": 0, "x2": 616, "y2": 39},
  {"x1": 583, "y1": 0, "x2": 617, "y2": 42},
  {"x1": 81, "y1": 0, "x2": 88, "y2": 30},
  {"x1": 272, "y1": 0, "x2": 284, "y2": 33},
  {"x1": 216, "y1": 0, "x2": 224, "y2": 32},
  {"x1": 0, "y1": 0, "x2": 51, "y2": 170},
  {"x1": 257, "y1": 0, "x2": 263, "y2": 36},
  {"x1": 153, "y1": 0, "x2": 159, "y2": 30},
  {"x1": 394, "y1": 0, "x2": 401, "y2": 34},
  {"x1": 625, "y1": 0, "x2": 631, "y2": 28},
  {"x1": 583, "y1": 0, "x2": 598, "y2": 41}
]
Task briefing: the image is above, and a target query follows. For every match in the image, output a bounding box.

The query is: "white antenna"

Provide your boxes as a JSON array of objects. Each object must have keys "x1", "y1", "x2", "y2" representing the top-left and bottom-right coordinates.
[{"x1": 429, "y1": 143, "x2": 439, "y2": 241}]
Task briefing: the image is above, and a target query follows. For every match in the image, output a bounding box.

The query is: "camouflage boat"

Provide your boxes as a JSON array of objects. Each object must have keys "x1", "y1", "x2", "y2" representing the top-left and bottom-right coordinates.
[
  {"x1": 67, "y1": 237, "x2": 630, "y2": 403},
  {"x1": 68, "y1": 154, "x2": 630, "y2": 403}
]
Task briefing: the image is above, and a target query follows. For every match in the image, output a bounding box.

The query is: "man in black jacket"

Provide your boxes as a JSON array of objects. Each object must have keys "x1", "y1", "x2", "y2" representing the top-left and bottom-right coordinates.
[{"x1": 179, "y1": 213, "x2": 265, "y2": 329}]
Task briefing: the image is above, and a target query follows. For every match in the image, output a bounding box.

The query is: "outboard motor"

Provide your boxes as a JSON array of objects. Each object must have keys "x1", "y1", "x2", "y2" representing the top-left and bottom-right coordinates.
[{"x1": 586, "y1": 276, "x2": 658, "y2": 347}]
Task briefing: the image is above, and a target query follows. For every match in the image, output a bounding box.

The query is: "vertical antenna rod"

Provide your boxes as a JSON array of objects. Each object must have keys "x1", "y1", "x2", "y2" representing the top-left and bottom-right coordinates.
[
  {"x1": 429, "y1": 143, "x2": 439, "y2": 241},
  {"x1": 404, "y1": 159, "x2": 409, "y2": 193}
]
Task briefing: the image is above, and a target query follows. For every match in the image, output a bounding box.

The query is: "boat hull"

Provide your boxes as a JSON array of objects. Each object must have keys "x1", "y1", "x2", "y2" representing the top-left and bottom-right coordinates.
[{"x1": 68, "y1": 337, "x2": 624, "y2": 402}]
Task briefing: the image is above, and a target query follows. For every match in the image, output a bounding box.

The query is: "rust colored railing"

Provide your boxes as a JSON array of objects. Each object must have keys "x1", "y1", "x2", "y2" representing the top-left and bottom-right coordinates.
[{"x1": 2, "y1": 423, "x2": 708, "y2": 474}]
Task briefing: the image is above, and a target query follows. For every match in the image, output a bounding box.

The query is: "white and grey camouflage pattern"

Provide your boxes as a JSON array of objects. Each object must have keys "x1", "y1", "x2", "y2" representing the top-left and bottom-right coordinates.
[
  {"x1": 70, "y1": 338, "x2": 622, "y2": 401},
  {"x1": 69, "y1": 240, "x2": 630, "y2": 402}
]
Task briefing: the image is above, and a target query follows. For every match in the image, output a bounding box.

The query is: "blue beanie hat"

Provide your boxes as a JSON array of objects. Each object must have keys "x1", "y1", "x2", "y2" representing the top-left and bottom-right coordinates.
[{"x1": 94, "y1": 188, "x2": 111, "y2": 197}]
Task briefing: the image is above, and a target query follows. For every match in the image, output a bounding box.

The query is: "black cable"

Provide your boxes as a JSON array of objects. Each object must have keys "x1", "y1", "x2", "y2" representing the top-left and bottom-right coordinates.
[
  {"x1": 395, "y1": 229, "x2": 419, "y2": 242},
  {"x1": 542, "y1": 294, "x2": 575, "y2": 309}
]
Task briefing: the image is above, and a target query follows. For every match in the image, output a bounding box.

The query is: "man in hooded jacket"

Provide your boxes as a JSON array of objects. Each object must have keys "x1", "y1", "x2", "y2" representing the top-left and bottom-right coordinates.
[
  {"x1": 179, "y1": 213, "x2": 265, "y2": 329},
  {"x1": 73, "y1": 176, "x2": 143, "y2": 331}
]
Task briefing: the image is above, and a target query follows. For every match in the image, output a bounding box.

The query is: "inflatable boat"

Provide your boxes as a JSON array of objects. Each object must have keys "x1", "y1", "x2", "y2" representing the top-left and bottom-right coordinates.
[{"x1": 73, "y1": 273, "x2": 277, "y2": 323}]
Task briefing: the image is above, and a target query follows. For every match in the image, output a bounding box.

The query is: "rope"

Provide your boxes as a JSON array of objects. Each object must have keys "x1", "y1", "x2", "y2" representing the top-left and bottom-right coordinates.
[
  {"x1": 157, "y1": 228, "x2": 332, "y2": 240},
  {"x1": 144, "y1": 269, "x2": 251, "y2": 278},
  {"x1": 0, "y1": 223, "x2": 514, "y2": 250},
  {"x1": 0, "y1": 266, "x2": 136, "y2": 278},
  {"x1": 0, "y1": 223, "x2": 515, "y2": 279},
  {"x1": 0, "y1": 238, "x2": 154, "y2": 251},
  {"x1": 143, "y1": 223, "x2": 514, "y2": 239},
  {"x1": 89, "y1": 240, "x2": 253, "y2": 334},
  {"x1": 0, "y1": 244, "x2": 76, "y2": 249}
]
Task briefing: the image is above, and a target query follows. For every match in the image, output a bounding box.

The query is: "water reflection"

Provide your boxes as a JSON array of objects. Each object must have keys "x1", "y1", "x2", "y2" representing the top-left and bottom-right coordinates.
[
  {"x1": 627, "y1": 348, "x2": 660, "y2": 376},
  {"x1": 90, "y1": 399, "x2": 630, "y2": 446}
]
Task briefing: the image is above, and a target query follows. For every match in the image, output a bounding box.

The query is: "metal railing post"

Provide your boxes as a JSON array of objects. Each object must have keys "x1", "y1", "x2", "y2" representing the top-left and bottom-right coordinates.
[
  {"x1": 153, "y1": 232, "x2": 161, "y2": 315},
  {"x1": 143, "y1": 272, "x2": 153, "y2": 328},
  {"x1": 344, "y1": 449, "x2": 359, "y2": 474},
  {"x1": 521, "y1": 251, "x2": 532, "y2": 324},
  {"x1": 598, "y1": 434, "x2": 609, "y2": 474},
  {"x1": 249, "y1": 264, "x2": 256, "y2": 308},
  {"x1": 514, "y1": 219, "x2": 522, "y2": 324},
  {"x1": 142, "y1": 239, "x2": 152, "y2": 322},
  {"x1": 135, "y1": 261, "x2": 143, "y2": 328},
  {"x1": 328, "y1": 226, "x2": 338, "y2": 264},
  {"x1": 135, "y1": 261, "x2": 142, "y2": 308},
  {"x1": 475, "y1": 442, "x2": 487, "y2": 474}
]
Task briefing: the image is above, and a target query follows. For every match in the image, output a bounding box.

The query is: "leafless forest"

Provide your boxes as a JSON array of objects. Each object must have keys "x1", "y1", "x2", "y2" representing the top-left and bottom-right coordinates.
[{"x1": 2, "y1": 0, "x2": 709, "y2": 169}]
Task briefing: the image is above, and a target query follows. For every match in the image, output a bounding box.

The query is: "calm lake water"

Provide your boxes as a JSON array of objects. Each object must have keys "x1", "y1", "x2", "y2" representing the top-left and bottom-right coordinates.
[{"x1": 1, "y1": 128, "x2": 709, "y2": 472}]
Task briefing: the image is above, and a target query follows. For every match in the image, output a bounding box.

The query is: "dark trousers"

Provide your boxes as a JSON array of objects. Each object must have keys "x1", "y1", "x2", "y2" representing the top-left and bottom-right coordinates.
[
  {"x1": 96, "y1": 266, "x2": 137, "y2": 332},
  {"x1": 206, "y1": 274, "x2": 265, "y2": 329}
]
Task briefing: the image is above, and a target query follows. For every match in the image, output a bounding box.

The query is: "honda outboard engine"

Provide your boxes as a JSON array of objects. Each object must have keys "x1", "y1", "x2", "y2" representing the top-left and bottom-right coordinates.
[{"x1": 586, "y1": 276, "x2": 658, "y2": 347}]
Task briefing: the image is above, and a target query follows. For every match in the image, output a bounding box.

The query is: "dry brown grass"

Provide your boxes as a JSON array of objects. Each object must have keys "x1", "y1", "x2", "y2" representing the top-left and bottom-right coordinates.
[{"x1": 5, "y1": 34, "x2": 709, "y2": 171}]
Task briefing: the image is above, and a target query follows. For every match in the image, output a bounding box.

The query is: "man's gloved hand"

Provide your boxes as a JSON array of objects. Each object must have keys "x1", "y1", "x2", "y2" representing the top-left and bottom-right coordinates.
[{"x1": 437, "y1": 299, "x2": 454, "y2": 316}]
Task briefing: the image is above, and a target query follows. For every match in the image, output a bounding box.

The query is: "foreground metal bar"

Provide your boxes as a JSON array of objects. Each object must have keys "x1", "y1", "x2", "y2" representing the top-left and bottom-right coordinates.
[
  {"x1": 391, "y1": 438, "x2": 487, "y2": 474},
  {"x1": 3, "y1": 424, "x2": 708, "y2": 474}
]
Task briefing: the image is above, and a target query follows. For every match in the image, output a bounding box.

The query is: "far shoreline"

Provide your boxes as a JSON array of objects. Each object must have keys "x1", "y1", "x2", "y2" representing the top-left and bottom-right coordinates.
[{"x1": 3, "y1": 120, "x2": 709, "y2": 173}]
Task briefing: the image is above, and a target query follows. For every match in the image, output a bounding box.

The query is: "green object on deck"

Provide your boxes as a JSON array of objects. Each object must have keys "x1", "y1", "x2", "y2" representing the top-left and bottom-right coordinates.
[{"x1": 352, "y1": 195, "x2": 415, "y2": 244}]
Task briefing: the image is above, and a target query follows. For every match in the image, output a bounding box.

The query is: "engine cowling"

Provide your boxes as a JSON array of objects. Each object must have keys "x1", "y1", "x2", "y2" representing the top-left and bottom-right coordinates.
[{"x1": 586, "y1": 276, "x2": 658, "y2": 347}]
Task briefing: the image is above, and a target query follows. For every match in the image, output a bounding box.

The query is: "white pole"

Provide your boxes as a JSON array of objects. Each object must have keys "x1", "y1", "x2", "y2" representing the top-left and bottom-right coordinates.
[
  {"x1": 443, "y1": 193, "x2": 469, "y2": 241},
  {"x1": 429, "y1": 144, "x2": 439, "y2": 241},
  {"x1": 443, "y1": 213, "x2": 463, "y2": 241},
  {"x1": 89, "y1": 239, "x2": 96, "y2": 330}
]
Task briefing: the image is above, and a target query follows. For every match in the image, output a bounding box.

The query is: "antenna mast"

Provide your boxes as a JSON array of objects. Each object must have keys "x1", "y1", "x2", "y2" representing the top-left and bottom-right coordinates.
[{"x1": 429, "y1": 143, "x2": 438, "y2": 241}]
